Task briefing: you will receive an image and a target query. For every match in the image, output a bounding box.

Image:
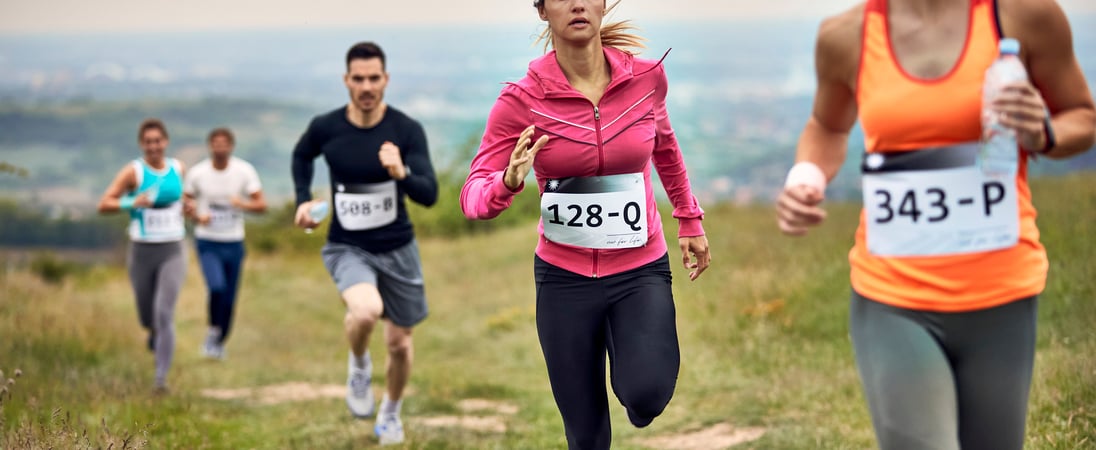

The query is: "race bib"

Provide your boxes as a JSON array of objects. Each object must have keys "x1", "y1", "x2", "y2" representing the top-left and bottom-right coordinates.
[
  {"x1": 541, "y1": 173, "x2": 647, "y2": 249},
  {"x1": 207, "y1": 203, "x2": 241, "y2": 231},
  {"x1": 142, "y1": 202, "x2": 185, "y2": 237},
  {"x1": 334, "y1": 180, "x2": 398, "y2": 231},
  {"x1": 862, "y1": 143, "x2": 1019, "y2": 257}
]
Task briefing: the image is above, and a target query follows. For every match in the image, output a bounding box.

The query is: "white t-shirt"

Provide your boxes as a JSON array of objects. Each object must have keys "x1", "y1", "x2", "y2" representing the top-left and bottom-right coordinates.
[{"x1": 184, "y1": 157, "x2": 263, "y2": 242}]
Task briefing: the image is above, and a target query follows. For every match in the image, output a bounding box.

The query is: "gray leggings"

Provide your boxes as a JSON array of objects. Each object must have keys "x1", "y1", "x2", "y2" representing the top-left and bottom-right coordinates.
[
  {"x1": 850, "y1": 291, "x2": 1037, "y2": 450},
  {"x1": 127, "y1": 241, "x2": 186, "y2": 386}
]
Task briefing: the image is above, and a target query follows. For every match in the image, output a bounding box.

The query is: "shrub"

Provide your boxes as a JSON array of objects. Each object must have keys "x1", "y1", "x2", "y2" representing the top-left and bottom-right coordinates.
[{"x1": 28, "y1": 253, "x2": 83, "y2": 285}]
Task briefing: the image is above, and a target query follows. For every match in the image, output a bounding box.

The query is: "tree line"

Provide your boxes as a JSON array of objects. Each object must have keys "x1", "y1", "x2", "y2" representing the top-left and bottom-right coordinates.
[{"x1": 0, "y1": 199, "x2": 125, "y2": 249}]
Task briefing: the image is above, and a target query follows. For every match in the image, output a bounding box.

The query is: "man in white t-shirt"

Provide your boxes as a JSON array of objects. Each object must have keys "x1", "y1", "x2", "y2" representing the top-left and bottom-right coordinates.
[{"x1": 184, "y1": 127, "x2": 266, "y2": 359}]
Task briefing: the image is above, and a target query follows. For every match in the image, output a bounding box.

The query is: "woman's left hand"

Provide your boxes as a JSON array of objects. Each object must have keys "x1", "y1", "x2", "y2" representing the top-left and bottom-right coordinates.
[
  {"x1": 993, "y1": 81, "x2": 1051, "y2": 152},
  {"x1": 679, "y1": 235, "x2": 711, "y2": 281},
  {"x1": 182, "y1": 197, "x2": 197, "y2": 216}
]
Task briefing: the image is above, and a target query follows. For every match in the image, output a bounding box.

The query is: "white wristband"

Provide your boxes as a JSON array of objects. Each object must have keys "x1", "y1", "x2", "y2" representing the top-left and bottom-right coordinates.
[{"x1": 784, "y1": 161, "x2": 827, "y2": 192}]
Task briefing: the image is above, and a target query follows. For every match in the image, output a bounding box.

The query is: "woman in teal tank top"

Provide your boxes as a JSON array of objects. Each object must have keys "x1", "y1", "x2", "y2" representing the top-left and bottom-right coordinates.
[
  {"x1": 97, "y1": 118, "x2": 191, "y2": 393},
  {"x1": 126, "y1": 156, "x2": 185, "y2": 241}
]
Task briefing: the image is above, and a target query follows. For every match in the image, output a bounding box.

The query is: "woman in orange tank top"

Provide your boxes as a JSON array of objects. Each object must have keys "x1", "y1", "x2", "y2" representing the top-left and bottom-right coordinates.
[{"x1": 775, "y1": 0, "x2": 1094, "y2": 448}]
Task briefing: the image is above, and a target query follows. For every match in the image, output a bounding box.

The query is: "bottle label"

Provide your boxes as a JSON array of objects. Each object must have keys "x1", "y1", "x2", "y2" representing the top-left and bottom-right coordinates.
[
  {"x1": 540, "y1": 173, "x2": 647, "y2": 249},
  {"x1": 333, "y1": 181, "x2": 398, "y2": 231},
  {"x1": 861, "y1": 143, "x2": 1019, "y2": 257}
]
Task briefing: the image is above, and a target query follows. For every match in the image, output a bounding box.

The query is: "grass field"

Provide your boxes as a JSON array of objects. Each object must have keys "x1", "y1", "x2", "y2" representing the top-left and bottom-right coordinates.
[{"x1": 1, "y1": 174, "x2": 1094, "y2": 449}]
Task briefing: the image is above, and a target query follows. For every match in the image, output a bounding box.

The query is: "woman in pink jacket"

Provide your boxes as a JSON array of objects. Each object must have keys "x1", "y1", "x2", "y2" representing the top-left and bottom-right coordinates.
[{"x1": 460, "y1": 1, "x2": 711, "y2": 448}]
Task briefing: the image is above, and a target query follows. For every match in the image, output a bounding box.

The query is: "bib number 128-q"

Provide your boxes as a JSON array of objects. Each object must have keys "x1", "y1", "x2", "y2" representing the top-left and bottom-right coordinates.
[{"x1": 541, "y1": 173, "x2": 647, "y2": 249}]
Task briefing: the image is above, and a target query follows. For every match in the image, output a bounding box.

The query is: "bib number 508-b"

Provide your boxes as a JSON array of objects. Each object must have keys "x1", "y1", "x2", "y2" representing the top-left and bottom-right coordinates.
[
  {"x1": 334, "y1": 180, "x2": 398, "y2": 231},
  {"x1": 338, "y1": 197, "x2": 395, "y2": 218}
]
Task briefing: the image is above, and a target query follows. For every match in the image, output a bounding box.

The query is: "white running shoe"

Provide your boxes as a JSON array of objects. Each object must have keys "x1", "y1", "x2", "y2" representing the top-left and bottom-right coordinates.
[
  {"x1": 346, "y1": 352, "x2": 375, "y2": 418},
  {"x1": 201, "y1": 327, "x2": 221, "y2": 359},
  {"x1": 209, "y1": 343, "x2": 226, "y2": 360},
  {"x1": 374, "y1": 412, "x2": 404, "y2": 445}
]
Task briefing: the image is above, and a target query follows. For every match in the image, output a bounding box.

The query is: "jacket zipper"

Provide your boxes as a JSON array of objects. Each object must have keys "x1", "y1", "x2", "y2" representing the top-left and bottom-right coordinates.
[
  {"x1": 594, "y1": 106, "x2": 604, "y2": 175},
  {"x1": 592, "y1": 105, "x2": 604, "y2": 278}
]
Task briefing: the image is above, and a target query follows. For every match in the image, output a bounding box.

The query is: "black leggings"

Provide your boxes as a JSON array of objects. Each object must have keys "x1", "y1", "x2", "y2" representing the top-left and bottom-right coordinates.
[{"x1": 534, "y1": 254, "x2": 679, "y2": 450}]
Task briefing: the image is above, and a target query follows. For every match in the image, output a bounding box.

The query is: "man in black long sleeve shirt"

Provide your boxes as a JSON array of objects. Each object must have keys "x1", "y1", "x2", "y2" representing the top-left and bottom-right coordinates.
[{"x1": 291, "y1": 42, "x2": 437, "y2": 446}]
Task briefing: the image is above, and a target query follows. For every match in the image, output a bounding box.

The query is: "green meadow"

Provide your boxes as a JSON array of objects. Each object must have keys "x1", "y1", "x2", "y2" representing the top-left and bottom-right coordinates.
[{"x1": 1, "y1": 174, "x2": 1093, "y2": 449}]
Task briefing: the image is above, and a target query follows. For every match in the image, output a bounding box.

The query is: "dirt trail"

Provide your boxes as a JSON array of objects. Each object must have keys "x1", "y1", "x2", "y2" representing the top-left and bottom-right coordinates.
[
  {"x1": 201, "y1": 386, "x2": 520, "y2": 433},
  {"x1": 636, "y1": 423, "x2": 766, "y2": 450}
]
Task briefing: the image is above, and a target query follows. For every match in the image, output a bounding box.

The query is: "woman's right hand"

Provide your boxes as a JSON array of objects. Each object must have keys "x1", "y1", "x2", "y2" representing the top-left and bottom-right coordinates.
[
  {"x1": 776, "y1": 185, "x2": 828, "y2": 236},
  {"x1": 503, "y1": 125, "x2": 549, "y2": 190},
  {"x1": 132, "y1": 193, "x2": 153, "y2": 208}
]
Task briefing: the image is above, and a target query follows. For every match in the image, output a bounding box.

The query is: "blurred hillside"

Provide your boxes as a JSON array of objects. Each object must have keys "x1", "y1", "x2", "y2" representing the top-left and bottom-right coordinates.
[{"x1": 2, "y1": 18, "x2": 1095, "y2": 217}]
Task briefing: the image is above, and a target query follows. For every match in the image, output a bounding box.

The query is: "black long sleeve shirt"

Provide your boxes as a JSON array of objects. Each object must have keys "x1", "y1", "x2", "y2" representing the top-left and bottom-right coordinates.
[{"x1": 292, "y1": 105, "x2": 438, "y2": 253}]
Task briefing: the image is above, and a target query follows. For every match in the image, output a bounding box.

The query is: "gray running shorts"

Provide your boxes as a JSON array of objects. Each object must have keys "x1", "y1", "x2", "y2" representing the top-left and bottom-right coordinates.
[{"x1": 321, "y1": 240, "x2": 428, "y2": 328}]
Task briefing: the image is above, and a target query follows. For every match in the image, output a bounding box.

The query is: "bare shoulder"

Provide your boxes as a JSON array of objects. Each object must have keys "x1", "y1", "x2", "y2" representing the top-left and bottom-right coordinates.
[
  {"x1": 998, "y1": 0, "x2": 1093, "y2": 117},
  {"x1": 998, "y1": 0, "x2": 1072, "y2": 43},
  {"x1": 106, "y1": 162, "x2": 137, "y2": 193},
  {"x1": 815, "y1": 4, "x2": 865, "y2": 85},
  {"x1": 998, "y1": 0, "x2": 1069, "y2": 25},
  {"x1": 817, "y1": 3, "x2": 864, "y2": 46},
  {"x1": 998, "y1": 0, "x2": 1079, "y2": 71},
  {"x1": 122, "y1": 162, "x2": 139, "y2": 182}
]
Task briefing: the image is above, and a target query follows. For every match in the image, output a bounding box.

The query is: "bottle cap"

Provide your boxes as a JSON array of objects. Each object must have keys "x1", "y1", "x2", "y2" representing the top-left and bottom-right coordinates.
[{"x1": 999, "y1": 38, "x2": 1020, "y2": 55}]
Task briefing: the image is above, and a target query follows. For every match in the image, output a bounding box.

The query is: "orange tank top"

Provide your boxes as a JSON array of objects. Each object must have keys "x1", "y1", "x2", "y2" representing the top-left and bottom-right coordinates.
[{"x1": 851, "y1": 0, "x2": 1047, "y2": 312}]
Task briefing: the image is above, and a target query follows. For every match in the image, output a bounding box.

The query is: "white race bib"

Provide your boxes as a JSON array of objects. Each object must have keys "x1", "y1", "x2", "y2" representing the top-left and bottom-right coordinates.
[
  {"x1": 334, "y1": 180, "x2": 398, "y2": 231},
  {"x1": 862, "y1": 144, "x2": 1019, "y2": 257},
  {"x1": 541, "y1": 173, "x2": 647, "y2": 249},
  {"x1": 207, "y1": 203, "x2": 241, "y2": 231},
  {"x1": 142, "y1": 202, "x2": 185, "y2": 237}
]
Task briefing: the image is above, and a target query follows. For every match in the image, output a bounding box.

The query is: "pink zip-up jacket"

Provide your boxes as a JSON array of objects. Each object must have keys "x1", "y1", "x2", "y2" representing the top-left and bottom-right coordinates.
[{"x1": 460, "y1": 46, "x2": 705, "y2": 278}]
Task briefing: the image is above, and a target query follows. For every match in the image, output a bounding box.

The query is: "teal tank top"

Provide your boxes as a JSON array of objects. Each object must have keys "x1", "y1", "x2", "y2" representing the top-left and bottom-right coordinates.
[{"x1": 127, "y1": 158, "x2": 185, "y2": 242}]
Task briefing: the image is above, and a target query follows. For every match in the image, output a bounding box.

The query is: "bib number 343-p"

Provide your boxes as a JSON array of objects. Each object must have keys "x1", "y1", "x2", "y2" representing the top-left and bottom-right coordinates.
[
  {"x1": 541, "y1": 173, "x2": 647, "y2": 249},
  {"x1": 863, "y1": 166, "x2": 1019, "y2": 257}
]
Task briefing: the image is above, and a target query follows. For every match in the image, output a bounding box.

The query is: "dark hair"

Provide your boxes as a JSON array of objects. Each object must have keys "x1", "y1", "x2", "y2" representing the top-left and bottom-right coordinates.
[
  {"x1": 207, "y1": 127, "x2": 235, "y2": 144},
  {"x1": 138, "y1": 118, "x2": 168, "y2": 141},
  {"x1": 346, "y1": 41, "x2": 386, "y2": 71}
]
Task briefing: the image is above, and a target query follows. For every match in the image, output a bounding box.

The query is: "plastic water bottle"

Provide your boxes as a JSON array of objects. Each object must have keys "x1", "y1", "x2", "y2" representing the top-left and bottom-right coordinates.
[
  {"x1": 145, "y1": 186, "x2": 159, "y2": 204},
  {"x1": 142, "y1": 180, "x2": 161, "y2": 207},
  {"x1": 304, "y1": 200, "x2": 328, "y2": 234},
  {"x1": 980, "y1": 38, "x2": 1027, "y2": 176}
]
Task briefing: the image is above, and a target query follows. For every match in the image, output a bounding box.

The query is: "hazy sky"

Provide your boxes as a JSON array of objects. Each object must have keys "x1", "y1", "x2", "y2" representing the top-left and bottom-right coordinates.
[{"x1": 3, "y1": 0, "x2": 1092, "y2": 34}]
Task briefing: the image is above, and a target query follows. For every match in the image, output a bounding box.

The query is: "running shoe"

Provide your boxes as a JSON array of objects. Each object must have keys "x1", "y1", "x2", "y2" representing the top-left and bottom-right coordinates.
[
  {"x1": 201, "y1": 327, "x2": 221, "y2": 359},
  {"x1": 153, "y1": 377, "x2": 169, "y2": 395},
  {"x1": 209, "y1": 343, "x2": 226, "y2": 360},
  {"x1": 346, "y1": 352, "x2": 375, "y2": 418},
  {"x1": 374, "y1": 412, "x2": 404, "y2": 445}
]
